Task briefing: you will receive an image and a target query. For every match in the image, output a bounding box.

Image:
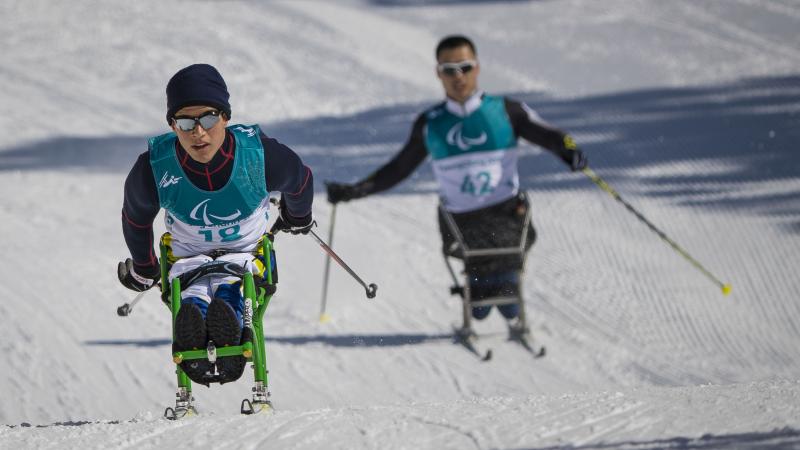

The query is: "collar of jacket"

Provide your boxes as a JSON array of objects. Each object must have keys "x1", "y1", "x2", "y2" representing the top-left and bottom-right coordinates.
[{"x1": 444, "y1": 90, "x2": 484, "y2": 117}]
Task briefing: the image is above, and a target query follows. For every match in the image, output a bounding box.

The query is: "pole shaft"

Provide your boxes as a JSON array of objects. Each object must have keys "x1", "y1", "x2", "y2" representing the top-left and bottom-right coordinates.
[
  {"x1": 319, "y1": 205, "x2": 337, "y2": 317},
  {"x1": 582, "y1": 167, "x2": 728, "y2": 291},
  {"x1": 309, "y1": 228, "x2": 371, "y2": 291},
  {"x1": 129, "y1": 290, "x2": 146, "y2": 308}
]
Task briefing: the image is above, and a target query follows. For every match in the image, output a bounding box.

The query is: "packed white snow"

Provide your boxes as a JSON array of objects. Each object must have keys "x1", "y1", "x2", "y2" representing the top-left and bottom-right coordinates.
[{"x1": 1, "y1": 0, "x2": 799, "y2": 449}]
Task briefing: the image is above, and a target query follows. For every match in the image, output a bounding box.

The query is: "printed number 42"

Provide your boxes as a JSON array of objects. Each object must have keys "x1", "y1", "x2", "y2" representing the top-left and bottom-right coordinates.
[
  {"x1": 461, "y1": 172, "x2": 494, "y2": 196},
  {"x1": 199, "y1": 225, "x2": 241, "y2": 242}
]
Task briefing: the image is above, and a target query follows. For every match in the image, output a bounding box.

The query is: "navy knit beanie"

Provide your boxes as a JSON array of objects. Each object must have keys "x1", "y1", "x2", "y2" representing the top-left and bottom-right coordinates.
[{"x1": 165, "y1": 64, "x2": 231, "y2": 125}]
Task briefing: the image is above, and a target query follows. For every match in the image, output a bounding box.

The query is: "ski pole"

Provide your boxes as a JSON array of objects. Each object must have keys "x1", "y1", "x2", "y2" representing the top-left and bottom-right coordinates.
[
  {"x1": 117, "y1": 290, "x2": 147, "y2": 317},
  {"x1": 582, "y1": 166, "x2": 732, "y2": 296},
  {"x1": 268, "y1": 196, "x2": 377, "y2": 299},
  {"x1": 308, "y1": 228, "x2": 378, "y2": 299},
  {"x1": 318, "y1": 204, "x2": 337, "y2": 322}
]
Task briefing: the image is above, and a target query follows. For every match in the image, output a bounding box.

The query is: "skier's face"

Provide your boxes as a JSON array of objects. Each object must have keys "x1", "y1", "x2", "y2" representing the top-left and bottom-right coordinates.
[
  {"x1": 170, "y1": 105, "x2": 229, "y2": 163},
  {"x1": 437, "y1": 45, "x2": 480, "y2": 103}
]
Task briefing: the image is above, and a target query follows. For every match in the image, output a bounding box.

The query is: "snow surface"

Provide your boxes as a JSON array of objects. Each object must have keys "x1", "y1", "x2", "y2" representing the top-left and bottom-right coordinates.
[{"x1": 1, "y1": 0, "x2": 799, "y2": 448}]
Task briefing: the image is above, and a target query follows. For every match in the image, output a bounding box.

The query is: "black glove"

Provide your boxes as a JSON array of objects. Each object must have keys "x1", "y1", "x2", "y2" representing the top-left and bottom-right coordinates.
[
  {"x1": 561, "y1": 135, "x2": 587, "y2": 172},
  {"x1": 569, "y1": 149, "x2": 588, "y2": 171},
  {"x1": 117, "y1": 258, "x2": 160, "y2": 292},
  {"x1": 273, "y1": 199, "x2": 315, "y2": 235},
  {"x1": 326, "y1": 181, "x2": 362, "y2": 204}
]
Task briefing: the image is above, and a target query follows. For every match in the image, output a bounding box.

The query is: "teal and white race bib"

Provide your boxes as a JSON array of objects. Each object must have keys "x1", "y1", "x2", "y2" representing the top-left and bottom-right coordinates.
[
  {"x1": 425, "y1": 95, "x2": 518, "y2": 213},
  {"x1": 149, "y1": 124, "x2": 270, "y2": 257}
]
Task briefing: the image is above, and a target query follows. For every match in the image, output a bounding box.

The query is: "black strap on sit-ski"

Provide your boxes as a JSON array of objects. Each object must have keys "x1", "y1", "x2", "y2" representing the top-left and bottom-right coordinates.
[
  {"x1": 176, "y1": 261, "x2": 248, "y2": 292},
  {"x1": 175, "y1": 259, "x2": 276, "y2": 295}
]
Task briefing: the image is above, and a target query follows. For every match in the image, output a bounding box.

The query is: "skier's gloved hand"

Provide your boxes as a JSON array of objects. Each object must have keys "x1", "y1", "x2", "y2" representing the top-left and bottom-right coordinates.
[
  {"x1": 273, "y1": 198, "x2": 315, "y2": 235},
  {"x1": 561, "y1": 135, "x2": 587, "y2": 172},
  {"x1": 569, "y1": 149, "x2": 588, "y2": 172},
  {"x1": 117, "y1": 258, "x2": 160, "y2": 292},
  {"x1": 273, "y1": 213, "x2": 314, "y2": 235},
  {"x1": 326, "y1": 181, "x2": 362, "y2": 204}
]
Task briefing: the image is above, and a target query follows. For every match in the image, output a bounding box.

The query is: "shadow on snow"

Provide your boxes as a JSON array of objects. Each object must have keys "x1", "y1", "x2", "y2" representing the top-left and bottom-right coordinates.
[
  {"x1": 7, "y1": 416, "x2": 800, "y2": 450},
  {"x1": 2, "y1": 74, "x2": 798, "y2": 226},
  {"x1": 84, "y1": 332, "x2": 455, "y2": 349},
  {"x1": 526, "y1": 427, "x2": 800, "y2": 450},
  {"x1": 368, "y1": 0, "x2": 535, "y2": 6}
]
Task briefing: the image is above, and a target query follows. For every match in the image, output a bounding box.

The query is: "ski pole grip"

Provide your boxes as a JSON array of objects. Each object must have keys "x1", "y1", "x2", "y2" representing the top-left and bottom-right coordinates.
[{"x1": 366, "y1": 283, "x2": 378, "y2": 299}]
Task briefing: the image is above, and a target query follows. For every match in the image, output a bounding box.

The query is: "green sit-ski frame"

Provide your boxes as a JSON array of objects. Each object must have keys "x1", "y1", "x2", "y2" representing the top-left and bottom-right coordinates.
[{"x1": 159, "y1": 233, "x2": 276, "y2": 419}]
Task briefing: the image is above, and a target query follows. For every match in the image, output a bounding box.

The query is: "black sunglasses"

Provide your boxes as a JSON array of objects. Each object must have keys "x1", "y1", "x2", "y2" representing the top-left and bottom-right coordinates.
[
  {"x1": 437, "y1": 60, "x2": 477, "y2": 77},
  {"x1": 172, "y1": 110, "x2": 222, "y2": 132}
]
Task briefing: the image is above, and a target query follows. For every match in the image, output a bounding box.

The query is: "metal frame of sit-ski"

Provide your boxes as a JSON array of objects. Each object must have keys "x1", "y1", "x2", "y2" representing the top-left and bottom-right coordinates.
[
  {"x1": 159, "y1": 233, "x2": 277, "y2": 419},
  {"x1": 439, "y1": 195, "x2": 534, "y2": 344}
]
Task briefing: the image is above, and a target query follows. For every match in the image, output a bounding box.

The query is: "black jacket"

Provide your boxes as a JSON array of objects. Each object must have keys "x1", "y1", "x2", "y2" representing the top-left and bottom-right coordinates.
[{"x1": 352, "y1": 96, "x2": 574, "y2": 196}]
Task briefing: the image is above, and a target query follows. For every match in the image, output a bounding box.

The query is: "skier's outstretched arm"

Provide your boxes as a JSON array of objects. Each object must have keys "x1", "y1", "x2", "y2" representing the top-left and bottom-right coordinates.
[
  {"x1": 120, "y1": 152, "x2": 161, "y2": 290},
  {"x1": 326, "y1": 114, "x2": 428, "y2": 204},
  {"x1": 505, "y1": 98, "x2": 587, "y2": 171}
]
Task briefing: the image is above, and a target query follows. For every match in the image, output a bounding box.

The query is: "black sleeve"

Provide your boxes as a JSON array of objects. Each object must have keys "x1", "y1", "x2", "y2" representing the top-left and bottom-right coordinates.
[
  {"x1": 505, "y1": 98, "x2": 575, "y2": 167},
  {"x1": 121, "y1": 151, "x2": 160, "y2": 271},
  {"x1": 354, "y1": 113, "x2": 428, "y2": 196},
  {"x1": 261, "y1": 133, "x2": 314, "y2": 220}
]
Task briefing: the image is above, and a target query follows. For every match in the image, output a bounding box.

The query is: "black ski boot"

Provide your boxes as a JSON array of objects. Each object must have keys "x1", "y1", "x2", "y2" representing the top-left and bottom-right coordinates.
[
  {"x1": 206, "y1": 298, "x2": 246, "y2": 383},
  {"x1": 174, "y1": 303, "x2": 214, "y2": 385}
]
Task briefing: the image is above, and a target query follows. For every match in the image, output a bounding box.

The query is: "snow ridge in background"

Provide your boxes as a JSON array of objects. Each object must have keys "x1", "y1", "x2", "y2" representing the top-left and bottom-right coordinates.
[{"x1": 0, "y1": 1, "x2": 799, "y2": 449}]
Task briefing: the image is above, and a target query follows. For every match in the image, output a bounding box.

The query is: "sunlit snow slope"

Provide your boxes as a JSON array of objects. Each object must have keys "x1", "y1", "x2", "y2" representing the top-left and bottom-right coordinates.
[{"x1": 0, "y1": 1, "x2": 798, "y2": 449}]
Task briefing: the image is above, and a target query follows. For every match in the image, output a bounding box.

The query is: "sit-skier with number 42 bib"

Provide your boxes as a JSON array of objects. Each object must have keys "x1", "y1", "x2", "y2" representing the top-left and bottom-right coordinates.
[
  {"x1": 327, "y1": 35, "x2": 586, "y2": 328},
  {"x1": 118, "y1": 63, "x2": 314, "y2": 385}
]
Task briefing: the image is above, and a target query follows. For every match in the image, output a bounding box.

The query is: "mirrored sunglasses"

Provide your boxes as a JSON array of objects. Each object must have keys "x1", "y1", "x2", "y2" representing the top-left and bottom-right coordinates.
[
  {"x1": 172, "y1": 110, "x2": 221, "y2": 132},
  {"x1": 437, "y1": 60, "x2": 477, "y2": 77}
]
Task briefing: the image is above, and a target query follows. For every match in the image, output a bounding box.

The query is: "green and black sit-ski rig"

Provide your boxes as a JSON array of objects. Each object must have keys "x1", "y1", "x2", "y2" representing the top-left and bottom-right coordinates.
[{"x1": 158, "y1": 233, "x2": 277, "y2": 420}]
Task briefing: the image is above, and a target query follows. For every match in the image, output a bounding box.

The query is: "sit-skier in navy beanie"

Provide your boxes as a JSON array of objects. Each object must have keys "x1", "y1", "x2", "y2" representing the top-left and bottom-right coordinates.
[{"x1": 165, "y1": 63, "x2": 231, "y2": 125}]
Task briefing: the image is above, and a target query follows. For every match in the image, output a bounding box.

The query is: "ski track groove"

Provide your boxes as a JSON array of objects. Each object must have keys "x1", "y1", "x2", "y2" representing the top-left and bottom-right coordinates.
[
  {"x1": 253, "y1": 410, "x2": 343, "y2": 450},
  {"x1": 538, "y1": 166, "x2": 799, "y2": 384},
  {"x1": 573, "y1": 403, "x2": 660, "y2": 446},
  {"x1": 246, "y1": 412, "x2": 302, "y2": 448},
  {"x1": 684, "y1": 299, "x2": 738, "y2": 377},
  {"x1": 532, "y1": 395, "x2": 617, "y2": 434},
  {"x1": 630, "y1": 4, "x2": 799, "y2": 73},
  {"x1": 536, "y1": 281, "x2": 692, "y2": 385},
  {"x1": 737, "y1": 0, "x2": 800, "y2": 20},
  {"x1": 405, "y1": 413, "x2": 483, "y2": 450},
  {"x1": 764, "y1": 243, "x2": 800, "y2": 339},
  {"x1": 741, "y1": 243, "x2": 798, "y2": 371},
  {"x1": 118, "y1": 418, "x2": 209, "y2": 450},
  {"x1": 648, "y1": 287, "x2": 696, "y2": 373},
  {"x1": 286, "y1": 355, "x2": 338, "y2": 408},
  {"x1": 659, "y1": 224, "x2": 766, "y2": 379},
  {"x1": 421, "y1": 346, "x2": 471, "y2": 398},
  {"x1": 680, "y1": 1, "x2": 800, "y2": 63},
  {"x1": 538, "y1": 395, "x2": 644, "y2": 441},
  {"x1": 0, "y1": 286, "x2": 35, "y2": 422}
]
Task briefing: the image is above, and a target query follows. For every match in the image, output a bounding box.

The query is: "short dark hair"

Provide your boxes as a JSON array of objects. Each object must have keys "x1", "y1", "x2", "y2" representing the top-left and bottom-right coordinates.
[{"x1": 435, "y1": 35, "x2": 476, "y2": 60}]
